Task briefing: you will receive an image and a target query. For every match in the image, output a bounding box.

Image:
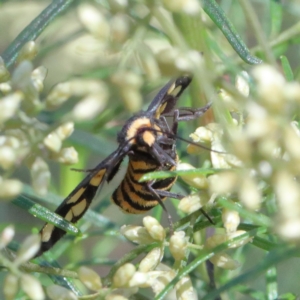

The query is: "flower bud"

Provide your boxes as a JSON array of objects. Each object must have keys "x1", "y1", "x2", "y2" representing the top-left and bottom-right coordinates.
[
  {"x1": 222, "y1": 208, "x2": 240, "y2": 233},
  {"x1": 73, "y1": 93, "x2": 107, "y2": 121},
  {"x1": 0, "y1": 82, "x2": 12, "y2": 93},
  {"x1": 227, "y1": 230, "x2": 252, "y2": 248},
  {"x1": 235, "y1": 71, "x2": 250, "y2": 97},
  {"x1": 151, "y1": 269, "x2": 176, "y2": 295},
  {"x1": 169, "y1": 231, "x2": 187, "y2": 261},
  {"x1": 0, "y1": 57, "x2": 10, "y2": 82},
  {"x1": 113, "y1": 263, "x2": 136, "y2": 288},
  {"x1": 111, "y1": 14, "x2": 129, "y2": 43},
  {"x1": 43, "y1": 132, "x2": 62, "y2": 153},
  {"x1": 156, "y1": 48, "x2": 181, "y2": 76},
  {"x1": 47, "y1": 285, "x2": 77, "y2": 300},
  {"x1": 111, "y1": 70, "x2": 143, "y2": 89},
  {"x1": 176, "y1": 276, "x2": 197, "y2": 300},
  {"x1": 0, "y1": 179, "x2": 23, "y2": 199},
  {"x1": 176, "y1": 50, "x2": 203, "y2": 72},
  {"x1": 11, "y1": 61, "x2": 35, "y2": 96},
  {"x1": 0, "y1": 146, "x2": 16, "y2": 169},
  {"x1": 238, "y1": 176, "x2": 261, "y2": 210},
  {"x1": 138, "y1": 48, "x2": 160, "y2": 81},
  {"x1": 252, "y1": 64, "x2": 285, "y2": 113},
  {"x1": 56, "y1": 122, "x2": 74, "y2": 140},
  {"x1": 78, "y1": 4, "x2": 110, "y2": 40},
  {"x1": 17, "y1": 41, "x2": 38, "y2": 63},
  {"x1": 120, "y1": 225, "x2": 156, "y2": 244},
  {"x1": 139, "y1": 247, "x2": 164, "y2": 272},
  {"x1": 31, "y1": 66, "x2": 47, "y2": 92},
  {"x1": 106, "y1": 294, "x2": 129, "y2": 300},
  {"x1": 120, "y1": 86, "x2": 142, "y2": 113},
  {"x1": 178, "y1": 192, "x2": 209, "y2": 214},
  {"x1": 0, "y1": 225, "x2": 15, "y2": 249},
  {"x1": 205, "y1": 234, "x2": 227, "y2": 249},
  {"x1": 4, "y1": 274, "x2": 19, "y2": 300},
  {"x1": 128, "y1": 271, "x2": 149, "y2": 287},
  {"x1": 78, "y1": 266, "x2": 102, "y2": 291},
  {"x1": 283, "y1": 124, "x2": 300, "y2": 161},
  {"x1": 210, "y1": 253, "x2": 240, "y2": 270},
  {"x1": 15, "y1": 234, "x2": 41, "y2": 265},
  {"x1": 274, "y1": 171, "x2": 300, "y2": 240},
  {"x1": 189, "y1": 126, "x2": 212, "y2": 144},
  {"x1": 208, "y1": 172, "x2": 238, "y2": 195},
  {"x1": 0, "y1": 92, "x2": 22, "y2": 123},
  {"x1": 52, "y1": 147, "x2": 79, "y2": 165},
  {"x1": 143, "y1": 216, "x2": 166, "y2": 241},
  {"x1": 163, "y1": 0, "x2": 200, "y2": 14},
  {"x1": 110, "y1": 0, "x2": 128, "y2": 11},
  {"x1": 44, "y1": 123, "x2": 74, "y2": 153},
  {"x1": 30, "y1": 157, "x2": 50, "y2": 196},
  {"x1": 46, "y1": 82, "x2": 72, "y2": 109},
  {"x1": 21, "y1": 274, "x2": 45, "y2": 300},
  {"x1": 284, "y1": 82, "x2": 300, "y2": 103},
  {"x1": 177, "y1": 163, "x2": 209, "y2": 189},
  {"x1": 276, "y1": 218, "x2": 300, "y2": 241}
]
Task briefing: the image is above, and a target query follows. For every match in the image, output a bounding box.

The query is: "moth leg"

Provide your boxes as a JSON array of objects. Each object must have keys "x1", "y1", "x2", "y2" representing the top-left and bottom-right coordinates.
[
  {"x1": 157, "y1": 116, "x2": 171, "y2": 133},
  {"x1": 155, "y1": 190, "x2": 183, "y2": 200},
  {"x1": 150, "y1": 142, "x2": 177, "y2": 166},
  {"x1": 163, "y1": 102, "x2": 212, "y2": 122},
  {"x1": 175, "y1": 102, "x2": 212, "y2": 121},
  {"x1": 155, "y1": 134, "x2": 175, "y2": 144},
  {"x1": 146, "y1": 181, "x2": 174, "y2": 234},
  {"x1": 156, "y1": 189, "x2": 214, "y2": 225}
]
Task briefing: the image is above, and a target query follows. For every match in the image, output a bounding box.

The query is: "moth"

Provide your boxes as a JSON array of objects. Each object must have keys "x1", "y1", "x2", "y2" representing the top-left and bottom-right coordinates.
[{"x1": 38, "y1": 76, "x2": 211, "y2": 255}]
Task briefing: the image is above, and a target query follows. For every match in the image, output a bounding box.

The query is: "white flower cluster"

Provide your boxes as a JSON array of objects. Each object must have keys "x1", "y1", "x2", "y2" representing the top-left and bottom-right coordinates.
[
  {"x1": 0, "y1": 227, "x2": 44, "y2": 300},
  {"x1": 0, "y1": 42, "x2": 113, "y2": 198},
  {"x1": 73, "y1": 216, "x2": 198, "y2": 300},
  {"x1": 183, "y1": 64, "x2": 300, "y2": 246}
]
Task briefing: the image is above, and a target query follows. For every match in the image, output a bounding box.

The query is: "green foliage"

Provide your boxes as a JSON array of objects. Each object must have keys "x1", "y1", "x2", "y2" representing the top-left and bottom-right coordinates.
[{"x1": 1, "y1": 0, "x2": 300, "y2": 299}]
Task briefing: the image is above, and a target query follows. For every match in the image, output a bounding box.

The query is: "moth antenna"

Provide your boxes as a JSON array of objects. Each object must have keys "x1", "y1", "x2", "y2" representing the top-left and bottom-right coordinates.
[
  {"x1": 70, "y1": 167, "x2": 95, "y2": 173},
  {"x1": 149, "y1": 128, "x2": 226, "y2": 154},
  {"x1": 200, "y1": 208, "x2": 215, "y2": 225}
]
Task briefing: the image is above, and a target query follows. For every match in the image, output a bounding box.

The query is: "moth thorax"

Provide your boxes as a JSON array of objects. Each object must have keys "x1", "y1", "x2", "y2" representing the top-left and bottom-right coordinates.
[{"x1": 136, "y1": 127, "x2": 157, "y2": 147}]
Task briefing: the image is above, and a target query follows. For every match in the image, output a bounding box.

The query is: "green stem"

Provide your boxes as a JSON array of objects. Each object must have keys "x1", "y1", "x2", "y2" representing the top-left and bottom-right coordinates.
[
  {"x1": 155, "y1": 227, "x2": 264, "y2": 300},
  {"x1": 0, "y1": 251, "x2": 22, "y2": 277},
  {"x1": 202, "y1": 246, "x2": 298, "y2": 300},
  {"x1": 252, "y1": 21, "x2": 300, "y2": 53},
  {"x1": 202, "y1": 0, "x2": 262, "y2": 65},
  {"x1": 102, "y1": 242, "x2": 159, "y2": 286},
  {"x1": 1, "y1": 0, "x2": 75, "y2": 69},
  {"x1": 20, "y1": 262, "x2": 79, "y2": 278},
  {"x1": 237, "y1": 0, "x2": 276, "y2": 66}
]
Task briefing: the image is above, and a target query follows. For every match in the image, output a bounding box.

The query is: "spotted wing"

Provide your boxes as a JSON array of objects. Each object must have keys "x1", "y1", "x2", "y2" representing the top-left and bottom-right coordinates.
[
  {"x1": 38, "y1": 149, "x2": 124, "y2": 255},
  {"x1": 146, "y1": 76, "x2": 192, "y2": 118}
]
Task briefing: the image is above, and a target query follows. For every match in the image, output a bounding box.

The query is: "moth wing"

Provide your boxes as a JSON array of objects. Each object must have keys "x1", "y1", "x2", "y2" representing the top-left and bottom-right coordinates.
[
  {"x1": 146, "y1": 76, "x2": 192, "y2": 118},
  {"x1": 38, "y1": 148, "x2": 125, "y2": 254}
]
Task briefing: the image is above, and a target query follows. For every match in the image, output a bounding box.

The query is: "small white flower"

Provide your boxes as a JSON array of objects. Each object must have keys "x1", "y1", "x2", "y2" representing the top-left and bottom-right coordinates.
[
  {"x1": 178, "y1": 192, "x2": 210, "y2": 214},
  {"x1": 113, "y1": 263, "x2": 136, "y2": 288},
  {"x1": 169, "y1": 231, "x2": 188, "y2": 261},
  {"x1": 15, "y1": 234, "x2": 41, "y2": 265},
  {"x1": 222, "y1": 208, "x2": 240, "y2": 233},
  {"x1": 143, "y1": 216, "x2": 166, "y2": 242},
  {"x1": 120, "y1": 225, "x2": 156, "y2": 244},
  {"x1": 139, "y1": 247, "x2": 164, "y2": 272},
  {"x1": 78, "y1": 266, "x2": 102, "y2": 291},
  {"x1": 21, "y1": 274, "x2": 45, "y2": 300},
  {"x1": 47, "y1": 285, "x2": 77, "y2": 300},
  {"x1": 0, "y1": 226, "x2": 15, "y2": 249}
]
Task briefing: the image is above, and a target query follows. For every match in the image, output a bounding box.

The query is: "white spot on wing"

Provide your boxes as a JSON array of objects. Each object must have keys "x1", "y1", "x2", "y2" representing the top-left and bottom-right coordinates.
[
  {"x1": 41, "y1": 224, "x2": 55, "y2": 242},
  {"x1": 72, "y1": 199, "x2": 87, "y2": 217}
]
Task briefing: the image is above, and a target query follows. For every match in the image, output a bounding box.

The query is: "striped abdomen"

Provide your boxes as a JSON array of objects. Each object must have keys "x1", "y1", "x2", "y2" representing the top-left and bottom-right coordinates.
[{"x1": 111, "y1": 149, "x2": 177, "y2": 214}]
